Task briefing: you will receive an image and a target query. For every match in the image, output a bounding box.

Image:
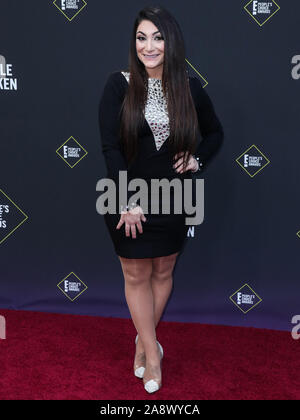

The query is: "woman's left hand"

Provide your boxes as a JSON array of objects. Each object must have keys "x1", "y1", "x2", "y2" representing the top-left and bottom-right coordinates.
[{"x1": 173, "y1": 151, "x2": 198, "y2": 174}]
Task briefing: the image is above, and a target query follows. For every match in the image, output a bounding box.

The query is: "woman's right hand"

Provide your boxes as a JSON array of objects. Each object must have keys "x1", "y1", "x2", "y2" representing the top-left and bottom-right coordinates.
[{"x1": 116, "y1": 206, "x2": 147, "y2": 238}]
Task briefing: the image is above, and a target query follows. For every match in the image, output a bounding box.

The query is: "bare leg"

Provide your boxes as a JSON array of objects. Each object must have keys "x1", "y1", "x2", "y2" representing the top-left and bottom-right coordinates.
[
  {"x1": 139, "y1": 251, "x2": 180, "y2": 389},
  {"x1": 136, "y1": 251, "x2": 179, "y2": 354},
  {"x1": 118, "y1": 256, "x2": 160, "y2": 366},
  {"x1": 118, "y1": 251, "x2": 179, "y2": 390},
  {"x1": 151, "y1": 251, "x2": 179, "y2": 328}
]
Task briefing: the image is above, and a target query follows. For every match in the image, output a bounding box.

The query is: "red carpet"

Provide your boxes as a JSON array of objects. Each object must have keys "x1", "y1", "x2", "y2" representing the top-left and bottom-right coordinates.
[{"x1": 0, "y1": 308, "x2": 299, "y2": 400}]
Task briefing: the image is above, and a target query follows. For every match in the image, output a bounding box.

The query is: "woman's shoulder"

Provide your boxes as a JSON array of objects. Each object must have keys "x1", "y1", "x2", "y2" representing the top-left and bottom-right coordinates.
[
  {"x1": 188, "y1": 75, "x2": 214, "y2": 106},
  {"x1": 105, "y1": 70, "x2": 128, "y2": 84},
  {"x1": 103, "y1": 71, "x2": 204, "y2": 97},
  {"x1": 102, "y1": 70, "x2": 128, "y2": 98},
  {"x1": 188, "y1": 75, "x2": 204, "y2": 91},
  {"x1": 106, "y1": 71, "x2": 202, "y2": 86}
]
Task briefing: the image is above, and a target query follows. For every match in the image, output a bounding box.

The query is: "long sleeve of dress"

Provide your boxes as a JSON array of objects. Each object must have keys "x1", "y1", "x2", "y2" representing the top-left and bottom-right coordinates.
[
  {"x1": 190, "y1": 76, "x2": 224, "y2": 172},
  {"x1": 98, "y1": 72, "x2": 136, "y2": 212}
]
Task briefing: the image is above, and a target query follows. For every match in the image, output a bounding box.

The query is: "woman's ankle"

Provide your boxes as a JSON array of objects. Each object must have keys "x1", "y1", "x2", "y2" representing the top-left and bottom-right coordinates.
[{"x1": 145, "y1": 344, "x2": 161, "y2": 365}]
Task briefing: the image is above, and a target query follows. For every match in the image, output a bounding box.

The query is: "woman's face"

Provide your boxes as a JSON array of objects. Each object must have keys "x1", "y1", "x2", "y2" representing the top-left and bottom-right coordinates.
[{"x1": 136, "y1": 20, "x2": 164, "y2": 76}]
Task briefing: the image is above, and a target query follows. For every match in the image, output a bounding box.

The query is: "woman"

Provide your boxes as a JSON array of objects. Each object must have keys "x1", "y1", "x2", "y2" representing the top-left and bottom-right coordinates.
[{"x1": 98, "y1": 6, "x2": 224, "y2": 393}]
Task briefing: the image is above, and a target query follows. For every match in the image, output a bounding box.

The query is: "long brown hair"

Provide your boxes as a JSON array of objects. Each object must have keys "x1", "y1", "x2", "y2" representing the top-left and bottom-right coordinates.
[{"x1": 119, "y1": 5, "x2": 199, "y2": 171}]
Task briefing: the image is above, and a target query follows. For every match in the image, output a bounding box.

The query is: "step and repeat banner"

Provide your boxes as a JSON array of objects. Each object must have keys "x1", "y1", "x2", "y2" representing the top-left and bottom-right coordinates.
[{"x1": 1, "y1": 1, "x2": 299, "y2": 332}]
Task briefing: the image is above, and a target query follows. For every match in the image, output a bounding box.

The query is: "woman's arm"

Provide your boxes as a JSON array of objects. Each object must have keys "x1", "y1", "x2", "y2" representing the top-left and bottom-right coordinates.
[
  {"x1": 99, "y1": 72, "x2": 128, "y2": 180},
  {"x1": 190, "y1": 77, "x2": 224, "y2": 172},
  {"x1": 98, "y1": 72, "x2": 137, "y2": 212}
]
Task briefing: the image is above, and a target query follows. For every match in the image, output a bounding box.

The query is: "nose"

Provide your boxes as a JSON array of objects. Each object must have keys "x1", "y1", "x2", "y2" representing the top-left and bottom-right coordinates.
[{"x1": 145, "y1": 38, "x2": 155, "y2": 53}]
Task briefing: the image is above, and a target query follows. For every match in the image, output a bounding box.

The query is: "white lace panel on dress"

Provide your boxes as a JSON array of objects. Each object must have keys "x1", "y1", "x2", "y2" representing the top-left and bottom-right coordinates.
[{"x1": 121, "y1": 71, "x2": 170, "y2": 151}]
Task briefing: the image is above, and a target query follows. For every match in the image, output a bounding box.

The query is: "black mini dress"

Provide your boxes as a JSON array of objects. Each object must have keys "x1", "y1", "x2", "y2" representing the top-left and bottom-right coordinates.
[{"x1": 98, "y1": 70, "x2": 224, "y2": 258}]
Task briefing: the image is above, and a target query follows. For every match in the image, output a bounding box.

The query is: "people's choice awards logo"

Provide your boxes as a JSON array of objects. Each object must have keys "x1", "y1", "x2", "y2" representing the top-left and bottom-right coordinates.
[
  {"x1": 53, "y1": 0, "x2": 87, "y2": 21},
  {"x1": 56, "y1": 136, "x2": 88, "y2": 168},
  {"x1": 0, "y1": 189, "x2": 28, "y2": 245},
  {"x1": 244, "y1": 1, "x2": 280, "y2": 26},
  {"x1": 236, "y1": 144, "x2": 270, "y2": 177},
  {"x1": 0, "y1": 55, "x2": 18, "y2": 91},
  {"x1": 57, "y1": 272, "x2": 88, "y2": 301},
  {"x1": 230, "y1": 284, "x2": 262, "y2": 314}
]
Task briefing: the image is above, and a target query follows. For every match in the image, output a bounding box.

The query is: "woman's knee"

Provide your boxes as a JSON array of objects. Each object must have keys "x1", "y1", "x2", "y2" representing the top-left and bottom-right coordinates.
[
  {"x1": 119, "y1": 257, "x2": 153, "y2": 287},
  {"x1": 151, "y1": 252, "x2": 179, "y2": 280}
]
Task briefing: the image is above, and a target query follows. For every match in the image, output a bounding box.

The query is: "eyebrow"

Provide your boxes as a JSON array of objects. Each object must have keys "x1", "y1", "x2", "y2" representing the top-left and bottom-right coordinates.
[{"x1": 136, "y1": 30, "x2": 161, "y2": 36}]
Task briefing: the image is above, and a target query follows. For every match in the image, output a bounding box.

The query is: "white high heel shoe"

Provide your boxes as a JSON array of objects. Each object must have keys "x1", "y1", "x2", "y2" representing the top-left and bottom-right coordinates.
[
  {"x1": 134, "y1": 334, "x2": 164, "y2": 381},
  {"x1": 134, "y1": 334, "x2": 145, "y2": 378},
  {"x1": 144, "y1": 340, "x2": 164, "y2": 393}
]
